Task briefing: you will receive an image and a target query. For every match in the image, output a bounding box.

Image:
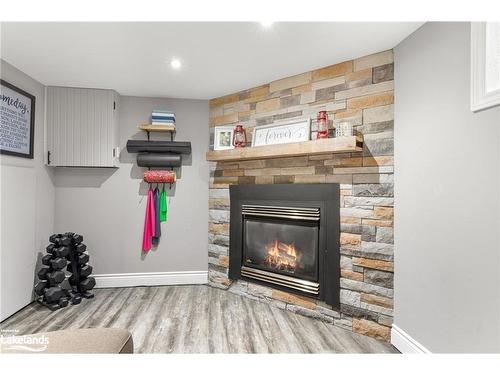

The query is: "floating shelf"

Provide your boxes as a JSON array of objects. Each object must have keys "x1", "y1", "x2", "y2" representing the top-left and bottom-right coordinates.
[
  {"x1": 138, "y1": 124, "x2": 176, "y2": 132},
  {"x1": 206, "y1": 136, "x2": 363, "y2": 162}
]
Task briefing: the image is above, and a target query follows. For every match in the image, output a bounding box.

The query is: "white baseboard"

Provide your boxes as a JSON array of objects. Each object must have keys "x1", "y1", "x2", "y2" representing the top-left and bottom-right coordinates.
[
  {"x1": 391, "y1": 324, "x2": 431, "y2": 353},
  {"x1": 94, "y1": 271, "x2": 208, "y2": 288}
]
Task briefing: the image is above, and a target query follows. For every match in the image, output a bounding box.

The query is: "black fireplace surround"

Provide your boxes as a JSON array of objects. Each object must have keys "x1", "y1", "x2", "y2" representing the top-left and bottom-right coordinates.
[{"x1": 229, "y1": 184, "x2": 340, "y2": 308}]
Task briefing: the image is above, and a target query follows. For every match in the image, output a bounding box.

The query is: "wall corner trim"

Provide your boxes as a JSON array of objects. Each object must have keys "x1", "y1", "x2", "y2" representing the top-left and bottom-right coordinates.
[
  {"x1": 391, "y1": 324, "x2": 431, "y2": 353},
  {"x1": 94, "y1": 271, "x2": 208, "y2": 288}
]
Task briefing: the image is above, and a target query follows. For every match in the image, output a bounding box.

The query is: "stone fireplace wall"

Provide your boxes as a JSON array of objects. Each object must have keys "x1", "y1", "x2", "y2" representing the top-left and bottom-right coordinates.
[{"x1": 207, "y1": 50, "x2": 394, "y2": 341}]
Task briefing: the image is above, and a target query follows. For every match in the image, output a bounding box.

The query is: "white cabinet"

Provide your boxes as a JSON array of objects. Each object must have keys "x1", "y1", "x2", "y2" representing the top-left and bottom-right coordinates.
[{"x1": 46, "y1": 87, "x2": 119, "y2": 167}]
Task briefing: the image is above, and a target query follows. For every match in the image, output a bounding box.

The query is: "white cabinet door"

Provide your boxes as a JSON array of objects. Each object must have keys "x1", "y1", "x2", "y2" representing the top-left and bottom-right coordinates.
[{"x1": 46, "y1": 87, "x2": 119, "y2": 167}]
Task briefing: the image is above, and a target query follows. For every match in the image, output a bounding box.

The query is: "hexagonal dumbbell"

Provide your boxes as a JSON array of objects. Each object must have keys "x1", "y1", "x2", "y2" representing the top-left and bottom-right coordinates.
[
  {"x1": 50, "y1": 257, "x2": 67, "y2": 270},
  {"x1": 58, "y1": 236, "x2": 71, "y2": 246},
  {"x1": 75, "y1": 243, "x2": 87, "y2": 253},
  {"x1": 49, "y1": 234, "x2": 71, "y2": 246},
  {"x1": 37, "y1": 267, "x2": 51, "y2": 280},
  {"x1": 53, "y1": 236, "x2": 69, "y2": 247},
  {"x1": 53, "y1": 246, "x2": 69, "y2": 258},
  {"x1": 44, "y1": 286, "x2": 64, "y2": 303},
  {"x1": 46, "y1": 243, "x2": 56, "y2": 253},
  {"x1": 35, "y1": 280, "x2": 48, "y2": 296},
  {"x1": 79, "y1": 265, "x2": 93, "y2": 278},
  {"x1": 68, "y1": 264, "x2": 92, "y2": 278},
  {"x1": 41, "y1": 254, "x2": 53, "y2": 266},
  {"x1": 77, "y1": 253, "x2": 89, "y2": 265},
  {"x1": 47, "y1": 270, "x2": 65, "y2": 286},
  {"x1": 79, "y1": 277, "x2": 96, "y2": 291},
  {"x1": 49, "y1": 234, "x2": 60, "y2": 244},
  {"x1": 72, "y1": 234, "x2": 83, "y2": 244},
  {"x1": 58, "y1": 298, "x2": 69, "y2": 308}
]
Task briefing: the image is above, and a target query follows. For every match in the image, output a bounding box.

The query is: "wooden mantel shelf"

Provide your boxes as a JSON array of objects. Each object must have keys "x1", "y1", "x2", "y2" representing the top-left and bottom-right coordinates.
[{"x1": 206, "y1": 136, "x2": 363, "y2": 162}]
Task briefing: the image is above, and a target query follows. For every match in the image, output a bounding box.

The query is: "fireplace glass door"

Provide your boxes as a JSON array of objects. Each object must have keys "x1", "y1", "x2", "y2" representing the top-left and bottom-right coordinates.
[{"x1": 242, "y1": 207, "x2": 319, "y2": 283}]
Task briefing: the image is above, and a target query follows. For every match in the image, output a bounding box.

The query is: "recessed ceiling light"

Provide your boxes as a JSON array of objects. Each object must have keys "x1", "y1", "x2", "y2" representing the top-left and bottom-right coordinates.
[
  {"x1": 260, "y1": 21, "x2": 274, "y2": 28},
  {"x1": 170, "y1": 58, "x2": 181, "y2": 69}
]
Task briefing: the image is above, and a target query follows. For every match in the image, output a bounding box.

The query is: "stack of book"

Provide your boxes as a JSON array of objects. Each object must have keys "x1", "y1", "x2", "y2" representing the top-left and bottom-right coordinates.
[{"x1": 151, "y1": 110, "x2": 175, "y2": 125}]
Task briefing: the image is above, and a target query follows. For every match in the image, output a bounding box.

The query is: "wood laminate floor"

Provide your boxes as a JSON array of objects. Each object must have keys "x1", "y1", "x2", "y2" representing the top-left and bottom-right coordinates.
[{"x1": 0, "y1": 285, "x2": 397, "y2": 353}]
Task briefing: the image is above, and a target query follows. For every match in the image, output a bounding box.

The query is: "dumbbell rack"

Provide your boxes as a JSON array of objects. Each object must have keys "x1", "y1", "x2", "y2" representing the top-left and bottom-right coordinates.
[{"x1": 35, "y1": 232, "x2": 95, "y2": 311}]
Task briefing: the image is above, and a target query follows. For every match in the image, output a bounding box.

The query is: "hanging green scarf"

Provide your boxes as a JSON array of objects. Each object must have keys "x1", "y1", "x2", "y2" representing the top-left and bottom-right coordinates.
[{"x1": 160, "y1": 189, "x2": 168, "y2": 222}]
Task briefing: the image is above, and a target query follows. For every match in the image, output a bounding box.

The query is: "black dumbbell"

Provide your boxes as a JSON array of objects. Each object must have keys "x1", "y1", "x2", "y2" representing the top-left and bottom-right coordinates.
[
  {"x1": 34, "y1": 280, "x2": 48, "y2": 296},
  {"x1": 49, "y1": 234, "x2": 70, "y2": 247},
  {"x1": 71, "y1": 295, "x2": 82, "y2": 305},
  {"x1": 45, "y1": 286, "x2": 64, "y2": 303},
  {"x1": 64, "y1": 232, "x2": 75, "y2": 238},
  {"x1": 49, "y1": 234, "x2": 60, "y2": 244},
  {"x1": 77, "y1": 253, "x2": 89, "y2": 265},
  {"x1": 79, "y1": 277, "x2": 96, "y2": 291},
  {"x1": 79, "y1": 265, "x2": 93, "y2": 278},
  {"x1": 37, "y1": 267, "x2": 51, "y2": 280},
  {"x1": 75, "y1": 243, "x2": 87, "y2": 253},
  {"x1": 52, "y1": 236, "x2": 70, "y2": 247},
  {"x1": 67, "y1": 265, "x2": 90, "y2": 278},
  {"x1": 58, "y1": 298, "x2": 69, "y2": 308},
  {"x1": 50, "y1": 257, "x2": 67, "y2": 270},
  {"x1": 47, "y1": 270, "x2": 65, "y2": 285},
  {"x1": 41, "y1": 254, "x2": 53, "y2": 266},
  {"x1": 46, "y1": 243, "x2": 56, "y2": 253},
  {"x1": 59, "y1": 236, "x2": 71, "y2": 246},
  {"x1": 53, "y1": 246, "x2": 69, "y2": 258},
  {"x1": 73, "y1": 234, "x2": 83, "y2": 244}
]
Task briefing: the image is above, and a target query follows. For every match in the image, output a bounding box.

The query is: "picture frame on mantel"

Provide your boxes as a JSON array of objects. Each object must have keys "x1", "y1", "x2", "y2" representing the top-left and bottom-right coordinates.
[
  {"x1": 214, "y1": 125, "x2": 235, "y2": 150},
  {"x1": 0, "y1": 79, "x2": 36, "y2": 159},
  {"x1": 251, "y1": 118, "x2": 311, "y2": 147}
]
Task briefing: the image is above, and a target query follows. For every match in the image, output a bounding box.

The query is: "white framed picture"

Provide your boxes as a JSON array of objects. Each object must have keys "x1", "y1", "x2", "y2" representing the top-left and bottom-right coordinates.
[
  {"x1": 214, "y1": 125, "x2": 235, "y2": 150},
  {"x1": 471, "y1": 22, "x2": 500, "y2": 112},
  {"x1": 251, "y1": 118, "x2": 310, "y2": 147},
  {"x1": 0, "y1": 79, "x2": 36, "y2": 158}
]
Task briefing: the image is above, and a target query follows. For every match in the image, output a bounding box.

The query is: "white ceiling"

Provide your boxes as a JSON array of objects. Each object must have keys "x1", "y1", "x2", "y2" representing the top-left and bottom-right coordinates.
[{"x1": 1, "y1": 22, "x2": 422, "y2": 99}]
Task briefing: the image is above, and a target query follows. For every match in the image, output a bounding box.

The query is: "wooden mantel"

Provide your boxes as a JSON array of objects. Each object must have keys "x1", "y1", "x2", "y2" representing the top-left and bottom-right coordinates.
[{"x1": 206, "y1": 136, "x2": 363, "y2": 162}]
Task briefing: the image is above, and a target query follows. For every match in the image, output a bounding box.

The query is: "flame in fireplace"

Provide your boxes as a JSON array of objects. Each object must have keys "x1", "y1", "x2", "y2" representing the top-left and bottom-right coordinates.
[{"x1": 265, "y1": 239, "x2": 297, "y2": 272}]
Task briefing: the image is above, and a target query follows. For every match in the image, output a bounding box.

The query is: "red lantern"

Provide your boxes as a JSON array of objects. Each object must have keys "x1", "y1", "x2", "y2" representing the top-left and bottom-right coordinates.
[
  {"x1": 316, "y1": 111, "x2": 329, "y2": 139},
  {"x1": 233, "y1": 124, "x2": 247, "y2": 148}
]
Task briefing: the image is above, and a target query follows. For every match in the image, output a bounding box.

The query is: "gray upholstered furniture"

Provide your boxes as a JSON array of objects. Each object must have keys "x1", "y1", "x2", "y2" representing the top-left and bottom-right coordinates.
[{"x1": 0, "y1": 328, "x2": 133, "y2": 354}]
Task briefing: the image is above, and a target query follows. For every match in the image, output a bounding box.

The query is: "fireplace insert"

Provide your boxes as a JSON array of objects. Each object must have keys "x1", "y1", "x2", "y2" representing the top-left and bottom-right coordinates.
[{"x1": 229, "y1": 184, "x2": 340, "y2": 307}]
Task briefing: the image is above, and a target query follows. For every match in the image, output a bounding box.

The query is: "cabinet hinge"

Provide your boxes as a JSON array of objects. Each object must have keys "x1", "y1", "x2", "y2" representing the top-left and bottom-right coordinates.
[
  {"x1": 112, "y1": 148, "x2": 116, "y2": 157},
  {"x1": 47, "y1": 151, "x2": 51, "y2": 165},
  {"x1": 113, "y1": 101, "x2": 116, "y2": 110}
]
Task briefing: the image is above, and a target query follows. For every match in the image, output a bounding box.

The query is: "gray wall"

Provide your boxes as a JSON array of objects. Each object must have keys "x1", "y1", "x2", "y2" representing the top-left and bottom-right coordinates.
[
  {"x1": 394, "y1": 22, "x2": 500, "y2": 353},
  {"x1": 0, "y1": 60, "x2": 56, "y2": 320},
  {"x1": 54, "y1": 96, "x2": 209, "y2": 275}
]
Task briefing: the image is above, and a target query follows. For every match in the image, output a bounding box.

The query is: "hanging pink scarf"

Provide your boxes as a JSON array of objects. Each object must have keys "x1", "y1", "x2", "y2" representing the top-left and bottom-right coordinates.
[{"x1": 142, "y1": 187, "x2": 157, "y2": 252}]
